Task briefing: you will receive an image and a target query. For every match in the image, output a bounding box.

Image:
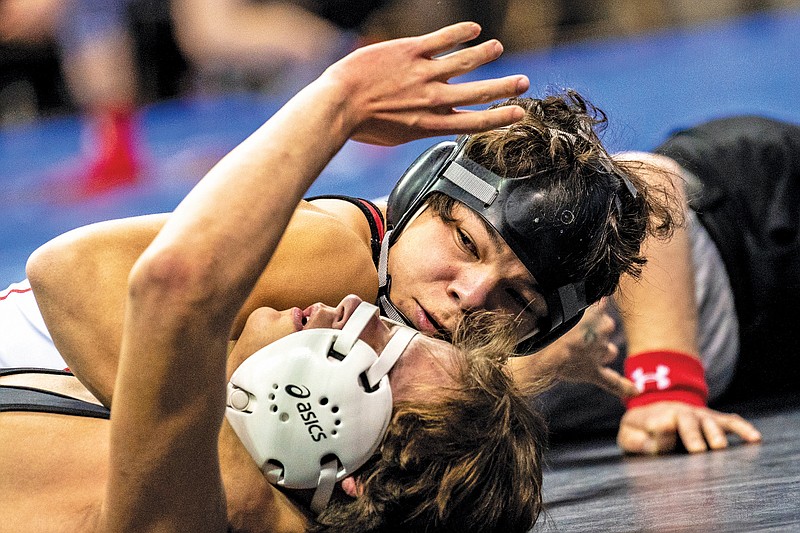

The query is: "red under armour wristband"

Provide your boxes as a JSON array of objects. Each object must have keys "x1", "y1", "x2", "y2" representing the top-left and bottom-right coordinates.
[{"x1": 624, "y1": 350, "x2": 708, "y2": 409}]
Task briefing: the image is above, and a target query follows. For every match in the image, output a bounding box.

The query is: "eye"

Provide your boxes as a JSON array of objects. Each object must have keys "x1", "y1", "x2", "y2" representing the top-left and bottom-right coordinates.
[
  {"x1": 508, "y1": 290, "x2": 531, "y2": 313},
  {"x1": 456, "y1": 228, "x2": 479, "y2": 258}
]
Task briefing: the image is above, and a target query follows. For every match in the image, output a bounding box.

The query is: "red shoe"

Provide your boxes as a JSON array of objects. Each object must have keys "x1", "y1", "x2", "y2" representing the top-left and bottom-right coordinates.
[{"x1": 81, "y1": 108, "x2": 142, "y2": 195}]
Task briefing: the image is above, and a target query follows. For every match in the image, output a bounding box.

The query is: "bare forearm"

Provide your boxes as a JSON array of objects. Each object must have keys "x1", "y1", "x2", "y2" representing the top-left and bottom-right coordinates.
[
  {"x1": 613, "y1": 152, "x2": 699, "y2": 357},
  {"x1": 616, "y1": 224, "x2": 699, "y2": 356},
  {"x1": 101, "y1": 68, "x2": 356, "y2": 532}
]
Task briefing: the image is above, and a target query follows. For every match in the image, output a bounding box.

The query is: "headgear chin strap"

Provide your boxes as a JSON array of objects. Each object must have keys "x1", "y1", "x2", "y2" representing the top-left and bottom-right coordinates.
[
  {"x1": 383, "y1": 137, "x2": 637, "y2": 353},
  {"x1": 225, "y1": 302, "x2": 418, "y2": 514},
  {"x1": 377, "y1": 227, "x2": 413, "y2": 327}
]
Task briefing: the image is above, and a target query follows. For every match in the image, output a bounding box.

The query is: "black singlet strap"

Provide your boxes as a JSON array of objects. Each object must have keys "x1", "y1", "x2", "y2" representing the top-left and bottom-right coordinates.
[
  {"x1": 0, "y1": 367, "x2": 110, "y2": 419},
  {"x1": 0, "y1": 367, "x2": 72, "y2": 377}
]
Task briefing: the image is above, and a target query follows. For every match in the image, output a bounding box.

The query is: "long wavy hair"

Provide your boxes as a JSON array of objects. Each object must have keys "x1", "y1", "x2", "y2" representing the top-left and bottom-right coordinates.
[{"x1": 429, "y1": 90, "x2": 679, "y2": 306}]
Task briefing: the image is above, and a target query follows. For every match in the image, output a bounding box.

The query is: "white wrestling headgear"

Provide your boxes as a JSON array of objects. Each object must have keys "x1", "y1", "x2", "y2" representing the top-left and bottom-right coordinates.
[{"x1": 225, "y1": 302, "x2": 418, "y2": 514}]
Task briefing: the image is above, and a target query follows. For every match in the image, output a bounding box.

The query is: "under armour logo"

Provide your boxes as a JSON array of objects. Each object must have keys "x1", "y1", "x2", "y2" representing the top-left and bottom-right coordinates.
[{"x1": 631, "y1": 365, "x2": 671, "y2": 392}]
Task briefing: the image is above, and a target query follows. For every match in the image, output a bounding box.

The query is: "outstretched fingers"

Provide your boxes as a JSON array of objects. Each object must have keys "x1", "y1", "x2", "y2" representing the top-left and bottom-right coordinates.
[
  {"x1": 339, "y1": 22, "x2": 530, "y2": 146},
  {"x1": 721, "y1": 413, "x2": 762, "y2": 443},
  {"x1": 416, "y1": 21, "x2": 485, "y2": 58},
  {"x1": 417, "y1": 105, "x2": 526, "y2": 137},
  {"x1": 435, "y1": 75, "x2": 530, "y2": 109},
  {"x1": 432, "y1": 38, "x2": 507, "y2": 80},
  {"x1": 698, "y1": 412, "x2": 762, "y2": 450},
  {"x1": 415, "y1": 25, "x2": 524, "y2": 96},
  {"x1": 619, "y1": 402, "x2": 763, "y2": 455},
  {"x1": 676, "y1": 412, "x2": 709, "y2": 453}
]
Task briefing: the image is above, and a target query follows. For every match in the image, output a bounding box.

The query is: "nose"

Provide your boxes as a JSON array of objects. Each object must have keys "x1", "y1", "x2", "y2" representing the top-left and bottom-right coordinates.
[
  {"x1": 334, "y1": 296, "x2": 391, "y2": 353},
  {"x1": 331, "y1": 294, "x2": 364, "y2": 329},
  {"x1": 447, "y1": 267, "x2": 498, "y2": 311},
  {"x1": 303, "y1": 295, "x2": 364, "y2": 329}
]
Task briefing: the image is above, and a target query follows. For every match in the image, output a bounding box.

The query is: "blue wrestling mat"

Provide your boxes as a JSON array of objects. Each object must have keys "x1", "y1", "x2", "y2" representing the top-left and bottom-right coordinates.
[{"x1": 2, "y1": 8, "x2": 800, "y2": 287}]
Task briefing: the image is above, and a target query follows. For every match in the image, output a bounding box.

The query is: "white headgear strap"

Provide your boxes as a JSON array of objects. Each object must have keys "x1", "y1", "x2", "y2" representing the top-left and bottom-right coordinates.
[{"x1": 225, "y1": 302, "x2": 418, "y2": 514}]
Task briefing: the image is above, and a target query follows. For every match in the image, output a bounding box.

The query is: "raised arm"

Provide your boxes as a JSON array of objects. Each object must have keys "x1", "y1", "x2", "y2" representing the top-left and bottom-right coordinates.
[{"x1": 95, "y1": 23, "x2": 529, "y2": 532}]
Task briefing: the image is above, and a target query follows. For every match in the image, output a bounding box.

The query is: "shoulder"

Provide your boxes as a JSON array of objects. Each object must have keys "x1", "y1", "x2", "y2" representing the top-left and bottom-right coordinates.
[
  {"x1": 243, "y1": 201, "x2": 380, "y2": 312},
  {"x1": 304, "y1": 197, "x2": 384, "y2": 248},
  {"x1": 27, "y1": 213, "x2": 170, "y2": 280},
  {"x1": 285, "y1": 201, "x2": 372, "y2": 258}
]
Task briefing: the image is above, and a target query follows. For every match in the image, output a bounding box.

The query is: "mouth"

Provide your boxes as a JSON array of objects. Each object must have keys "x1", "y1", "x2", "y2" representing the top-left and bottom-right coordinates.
[
  {"x1": 291, "y1": 307, "x2": 305, "y2": 332},
  {"x1": 300, "y1": 305, "x2": 314, "y2": 330},
  {"x1": 413, "y1": 301, "x2": 445, "y2": 336}
]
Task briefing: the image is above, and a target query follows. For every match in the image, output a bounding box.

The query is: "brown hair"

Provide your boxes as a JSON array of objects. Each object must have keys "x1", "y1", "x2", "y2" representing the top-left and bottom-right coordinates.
[
  {"x1": 312, "y1": 313, "x2": 549, "y2": 532},
  {"x1": 428, "y1": 90, "x2": 679, "y2": 306}
]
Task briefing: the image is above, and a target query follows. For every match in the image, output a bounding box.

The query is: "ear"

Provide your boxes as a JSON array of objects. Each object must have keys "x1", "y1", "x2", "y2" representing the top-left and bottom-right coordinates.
[
  {"x1": 386, "y1": 141, "x2": 457, "y2": 231},
  {"x1": 341, "y1": 476, "x2": 363, "y2": 498}
]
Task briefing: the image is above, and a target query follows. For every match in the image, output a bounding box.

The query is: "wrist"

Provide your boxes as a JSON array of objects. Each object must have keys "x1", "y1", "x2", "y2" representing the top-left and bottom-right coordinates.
[
  {"x1": 624, "y1": 350, "x2": 708, "y2": 409},
  {"x1": 314, "y1": 59, "x2": 365, "y2": 139}
]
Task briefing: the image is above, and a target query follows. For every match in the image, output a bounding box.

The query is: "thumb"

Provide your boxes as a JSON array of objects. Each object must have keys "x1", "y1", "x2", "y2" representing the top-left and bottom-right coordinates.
[{"x1": 596, "y1": 367, "x2": 639, "y2": 399}]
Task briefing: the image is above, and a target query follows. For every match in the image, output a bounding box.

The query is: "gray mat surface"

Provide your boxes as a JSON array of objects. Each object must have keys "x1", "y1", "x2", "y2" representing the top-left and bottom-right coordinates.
[{"x1": 539, "y1": 398, "x2": 800, "y2": 532}]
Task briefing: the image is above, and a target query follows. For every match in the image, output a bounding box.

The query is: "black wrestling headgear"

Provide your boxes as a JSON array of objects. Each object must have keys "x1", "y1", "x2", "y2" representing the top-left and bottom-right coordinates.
[{"x1": 379, "y1": 137, "x2": 636, "y2": 354}]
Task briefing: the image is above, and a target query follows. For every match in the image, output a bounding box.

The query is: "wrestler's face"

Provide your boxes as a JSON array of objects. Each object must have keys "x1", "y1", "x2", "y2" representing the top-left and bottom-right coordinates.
[
  {"x1": 229, "y1": 295, "x2": 457, "y2": 403},
  {"x1": 387, "y1": 202, "x2": 546, "y2": 341}
]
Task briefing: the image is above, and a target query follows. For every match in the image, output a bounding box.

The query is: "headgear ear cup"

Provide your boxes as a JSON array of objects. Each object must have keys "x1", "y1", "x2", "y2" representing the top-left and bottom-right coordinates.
[
  {"x1": 378, "y1": 140, "x2": 461, "y2": 326},
  {"x1": 386, "y1": 141, "x2": 458, "y2": 234},
  {"x1": 225, "y1": 302, "x2": 417, "y2": 515}
]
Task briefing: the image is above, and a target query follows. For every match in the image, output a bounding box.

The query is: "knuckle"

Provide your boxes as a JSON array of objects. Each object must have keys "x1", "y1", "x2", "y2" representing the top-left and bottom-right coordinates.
[
  {"x1": 645, "y1": 420, "x2": 669, "y2": 434},
  {"x1": 459, "y1": 54, "x2": 476, "y2": 71},
  {"x1": 474, "y1": 88, "x2": 492, "y2": 104}
]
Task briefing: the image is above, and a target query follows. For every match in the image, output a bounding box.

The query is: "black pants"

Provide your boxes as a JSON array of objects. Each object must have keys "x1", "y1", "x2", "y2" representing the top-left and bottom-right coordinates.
[{"x1": 656, "y1": 116, "x2": 800, "y2": 401}]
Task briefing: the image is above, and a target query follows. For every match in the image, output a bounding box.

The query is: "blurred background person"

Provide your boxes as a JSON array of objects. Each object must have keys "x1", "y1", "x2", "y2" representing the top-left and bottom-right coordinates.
[
  {"x1": 170, "y1": 0, "x2": 387, "y2": 96},
  {"x1": 0, "y1": 0, "x2": 143, "y2": 194}
]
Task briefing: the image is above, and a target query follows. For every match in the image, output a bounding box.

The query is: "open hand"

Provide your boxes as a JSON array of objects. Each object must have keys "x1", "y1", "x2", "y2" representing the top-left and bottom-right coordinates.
[
  {"x1": 323, "y1": 22, "x2": 530, "y2": 146},
  {"x1": 617, "y1": 401, "x2": 762, "y2": 454},
  {"x1": 510, "y1": 299, "x2": 638, "y2": 398}
]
